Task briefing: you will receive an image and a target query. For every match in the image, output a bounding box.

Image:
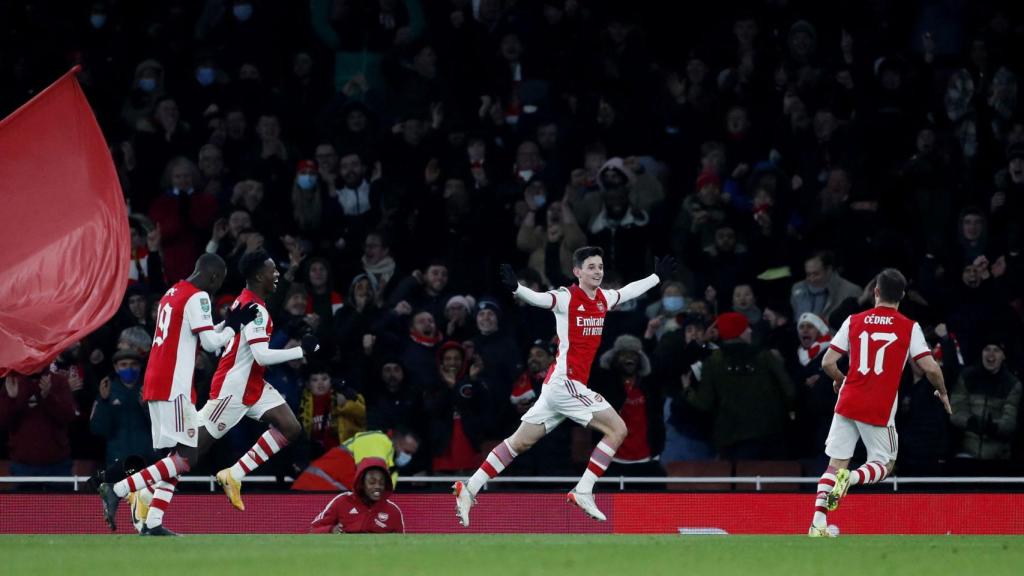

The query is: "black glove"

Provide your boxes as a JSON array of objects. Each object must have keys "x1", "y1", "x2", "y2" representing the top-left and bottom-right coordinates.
[
  {"x1": 301, "y1": 333, "x2": 320, "y2": 356},
  {"x1": 499, "y1": 263, "x2": 519, "y2": 292},
  {"x1": 654, "y1": 255, "x2": 677, "y2": 279},
  {"x1": 225, "y1": 303, "x2": 259, "y2": 332}
]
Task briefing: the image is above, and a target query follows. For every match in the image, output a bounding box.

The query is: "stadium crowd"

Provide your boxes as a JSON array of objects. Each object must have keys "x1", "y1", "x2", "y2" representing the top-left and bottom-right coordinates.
[{"x1": 2, "y1": 0, "x2": 1023, "y2": 488}]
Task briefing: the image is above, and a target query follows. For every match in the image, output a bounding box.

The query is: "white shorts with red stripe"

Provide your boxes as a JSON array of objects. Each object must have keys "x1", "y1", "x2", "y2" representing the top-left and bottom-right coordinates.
[
  {"x1": 198, "y1": 382, "x2": 286, "y2": 439},
  {"x1": 148, "y1": 395, "x2": 199, "y2": 449},
  {"x1": 521, "y1": 378, "x2": 612, "y2": 432},
  {"x1": 825, "y1": 413, "x2": 898, "y2": 464}
]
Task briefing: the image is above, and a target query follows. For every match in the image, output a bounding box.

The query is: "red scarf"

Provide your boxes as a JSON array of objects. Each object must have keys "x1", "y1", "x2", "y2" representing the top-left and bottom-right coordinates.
[
  {"x1": 797, "y1": 336, "x2": 832, "y2": 366},
  {"x1": 409, "y1": 329, "x2": 442, "y2": 347}
]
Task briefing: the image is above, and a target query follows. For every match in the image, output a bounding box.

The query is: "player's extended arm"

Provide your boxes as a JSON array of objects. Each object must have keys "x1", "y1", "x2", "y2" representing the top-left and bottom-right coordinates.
[
  {"x1": 198, "y1": 327, "x2": 235, "y2": 353},
  {"x1": 250, "y1": 341, "x2": 304, "y2": 366},
  {"x1": 615, "y1": 274, "x2": 660, "y2": 305},
  {"x1": 821, "y1": 347, "x2": 846, "y2": 393},
  {"x1": 913, "y1": 354, "x2": 952, "y2": 414},
  {"x1": 513, "y1": 284, "x2": 557, "y2": 308},
  {"x1": 616, "y1": 256, "x2": 676, "y2": 305}
]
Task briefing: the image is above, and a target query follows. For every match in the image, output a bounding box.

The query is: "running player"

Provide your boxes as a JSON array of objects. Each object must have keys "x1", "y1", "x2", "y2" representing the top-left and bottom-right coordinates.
[
  {"x1": 97, "y1": 254, "x2": 256, "y2": 535},
  {"x1": 204, "y1": 249, "x2": 319, "y2": 511},
  {"x1": 808, "y1": 268, "x2": 951, "y2": 537},
  {"x1": 453, "y1": 247, "x2": 675, "y2": 525}
]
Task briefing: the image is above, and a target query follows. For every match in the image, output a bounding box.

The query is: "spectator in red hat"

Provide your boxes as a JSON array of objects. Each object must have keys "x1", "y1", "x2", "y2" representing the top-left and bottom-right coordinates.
[
  {"x1": 673, "y1": 167, "x2": 730, "y2": 267},
  {"x1": 291, "y1": 159, "x2": 328, "y2": 240},
  {"x1": 681, "y1": 311, "x2": 796, "y2": 459}
]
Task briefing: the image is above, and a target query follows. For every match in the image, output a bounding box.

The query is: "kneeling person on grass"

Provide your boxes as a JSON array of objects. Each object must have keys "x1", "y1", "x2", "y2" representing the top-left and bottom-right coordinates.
[{"x1": 309, "y1": 457, "x2": 405, "y2": 533}]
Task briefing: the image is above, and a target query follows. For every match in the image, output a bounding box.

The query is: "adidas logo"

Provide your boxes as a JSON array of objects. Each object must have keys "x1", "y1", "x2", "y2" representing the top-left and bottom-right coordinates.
[
  {"x1": 349, "y1": 507, "x2": 358, "y2": 515},
  {"x1": 577, "y1": 305, "x2": 586, "y2": 312}
]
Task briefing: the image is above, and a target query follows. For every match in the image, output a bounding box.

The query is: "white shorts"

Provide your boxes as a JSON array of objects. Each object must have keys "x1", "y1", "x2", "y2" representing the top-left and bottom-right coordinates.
[
  {"x1": 521, "y1": 378, "x2": 612, "y2": 432},
  {"x1": 148, "y1": 395, "x2": 199, "y2": 449},
  {"x1": 825, "y1": 413, "x2": 898, "y2": 464},
  {"x1": 199, "y1": 383, "x2": 286, "y2": 439}
]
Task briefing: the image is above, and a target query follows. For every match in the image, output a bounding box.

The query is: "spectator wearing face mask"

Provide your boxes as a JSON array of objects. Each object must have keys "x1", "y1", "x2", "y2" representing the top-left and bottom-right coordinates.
[
  {"x1": 291, "y1": 429, "x2": 420, "y2": 491},
  {"x1": 90, "y1": 350, "x2": 155, "y2": 469},
  {"x1": 120, "y1": 59, "x2": 165, "y2": 134},
  {"x1": 291, "y1": 159, "x2": 329, "y2": 241},
  {"x1": 643, "y1": 281, "x2": 687, "y2": 342}
]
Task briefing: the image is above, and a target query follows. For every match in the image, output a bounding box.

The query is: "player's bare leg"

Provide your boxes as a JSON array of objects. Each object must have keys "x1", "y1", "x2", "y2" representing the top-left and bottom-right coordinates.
[
  {"x1": 568, "y1": 408, "x2": 627, "y2": 521},
  {"x1": 217, "y1": 404, "x2": 301, "y2": 511},
  {"x1": 455, "y1": 422, "x2": 546, "y2": 527}
]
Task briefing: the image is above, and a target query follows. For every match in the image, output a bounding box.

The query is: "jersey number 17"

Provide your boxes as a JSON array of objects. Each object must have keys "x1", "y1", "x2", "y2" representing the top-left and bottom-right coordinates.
[{"x1": 856, "y1": 331, "x2": 897, "y2": 375}]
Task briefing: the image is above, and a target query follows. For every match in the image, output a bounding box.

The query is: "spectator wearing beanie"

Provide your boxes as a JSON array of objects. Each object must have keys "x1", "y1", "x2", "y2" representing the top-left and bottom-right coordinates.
[
  {"x1": 673, "y1": 169, "x2": 730, "y2": 266},
  {"x1": 591, "y1": 335, "x2": 665, "y2": 478},
  {"x1": 682, "y1": 312, "x2": 796, "y2": 460},
  {"x1": 950, "y1": 340, "x2": 1021, "y2": 461},
  {"x1": 471, "y1": 299, "x2": 520, "y2": 411},
  {"x1": 90, "y1": 350, "x2": 155, "y2": 469}
]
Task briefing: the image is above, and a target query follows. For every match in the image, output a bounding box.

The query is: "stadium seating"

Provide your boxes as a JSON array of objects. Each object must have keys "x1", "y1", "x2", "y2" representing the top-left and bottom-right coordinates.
[
  {"x1": 664, "y1": 461, "x2": 732, "y2": 491},
  {"x1": 734, "y1": 460, "x2": 802, "y2": 491}
]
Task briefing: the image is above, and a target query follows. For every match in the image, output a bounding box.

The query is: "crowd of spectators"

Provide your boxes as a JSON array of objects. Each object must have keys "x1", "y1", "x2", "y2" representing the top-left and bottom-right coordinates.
[{"x1": 2, "y1": 0, "x2": 1024, "y2": 487}]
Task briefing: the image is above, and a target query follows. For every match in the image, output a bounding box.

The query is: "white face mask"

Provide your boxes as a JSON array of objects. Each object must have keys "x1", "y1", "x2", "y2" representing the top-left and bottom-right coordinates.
[
  {"x1": 517, "y1": 169, "x2": 534, "y2": 181},
  {"x1": 395, "y1": 450, "x2": 412, "y2": 467}
]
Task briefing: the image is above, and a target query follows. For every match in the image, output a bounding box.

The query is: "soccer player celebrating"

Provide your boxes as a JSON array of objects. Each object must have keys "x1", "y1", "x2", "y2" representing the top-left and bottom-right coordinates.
[
  {"x1": 97, "y1": 254, "x2": 257, "y2": 535},
  {"x1": 453, "y1": 247, "x2": 675, "y2": 525},
  {"x1": 204, "y1": 249, "x2": 319, "y2": 511},
  {"x1": 808, "y1": 268, "x2": 951, "y2": 537}
]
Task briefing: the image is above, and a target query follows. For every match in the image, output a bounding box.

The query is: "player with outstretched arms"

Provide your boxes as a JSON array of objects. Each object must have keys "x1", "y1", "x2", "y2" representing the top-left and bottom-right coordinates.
[
  {"x1": 204, "y1": 249, "x2": 320, "y2": 511},
  {"x1": 808, "y1": 268, "x2": 951, "y2": 537},
  {"x1": 453, "y1": 246, "x2": 675, "y2": 525},
  {"x1": 97, "y1": 254, "x2": 257, "y2": 535}
]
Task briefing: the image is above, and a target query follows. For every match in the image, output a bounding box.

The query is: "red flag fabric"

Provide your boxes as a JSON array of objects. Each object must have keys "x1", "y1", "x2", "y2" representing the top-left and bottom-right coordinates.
[{"x1": 0, "y1": 66, "x2": 129, "y2": 375}]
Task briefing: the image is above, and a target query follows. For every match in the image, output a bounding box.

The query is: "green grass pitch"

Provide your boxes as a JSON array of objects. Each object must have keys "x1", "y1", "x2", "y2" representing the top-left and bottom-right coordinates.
[{"x1": 1, "y1": 535, "x2": 1022, "y2": 576}]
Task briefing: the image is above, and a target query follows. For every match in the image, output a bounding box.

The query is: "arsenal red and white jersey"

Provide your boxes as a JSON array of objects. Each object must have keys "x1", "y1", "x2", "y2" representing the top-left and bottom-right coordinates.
[
  {"x1": 829, "y1": 306, "x2": 931, "y2": 426},
  {"x1": 210, "y1": 289, "x2": 273, "y2": 406},
  {"x1": 542, "y1": 284, "x2": 622, "y2": 386},
  {"x1": 143, "y1": 280, "x2": 215, "y2": 402}
]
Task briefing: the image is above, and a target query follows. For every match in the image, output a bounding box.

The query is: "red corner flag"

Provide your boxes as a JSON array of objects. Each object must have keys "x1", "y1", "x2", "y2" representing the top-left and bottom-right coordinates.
[{"x1": 0, "y1": 66, "x2": 129, "y2": 375}]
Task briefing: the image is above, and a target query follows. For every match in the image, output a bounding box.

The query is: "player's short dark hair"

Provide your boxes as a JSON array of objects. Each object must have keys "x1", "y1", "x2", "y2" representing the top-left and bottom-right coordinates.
[
  {"x1": 239, "y1": 249, "x2": 272, "y2": 280},
  {"x1": 195, "y1": 253, "x2": 226, "y2": 275},
  {"x1": 572, "y1": 246, "x2": 604, "y2": 269},
  {"x1": 875, "y1": 268, "x2": 907, "y2": 303}
]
